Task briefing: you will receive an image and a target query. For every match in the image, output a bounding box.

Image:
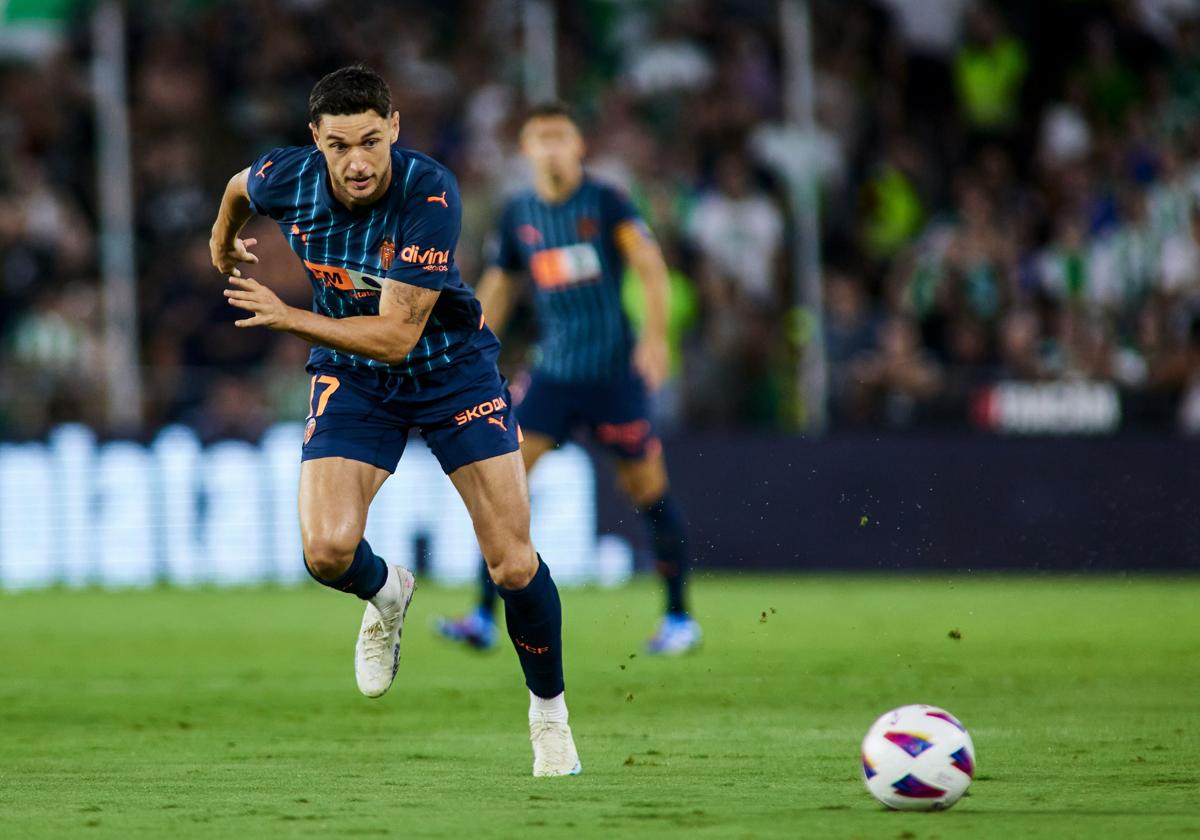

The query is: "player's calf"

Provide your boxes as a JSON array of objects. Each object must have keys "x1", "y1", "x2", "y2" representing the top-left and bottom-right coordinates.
[
  {"x1": 496, "y1": 556, "x2": 580, "y2": 776},
  {"x1": 304, "y1": 537, "x2": 416, "y2": 698}
]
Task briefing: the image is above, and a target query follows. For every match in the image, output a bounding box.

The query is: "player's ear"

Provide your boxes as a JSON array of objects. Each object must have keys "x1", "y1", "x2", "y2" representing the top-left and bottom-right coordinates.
[
  {"x1": 309, "y1": 121, "x2": 320, "y2": 146},
  {"x1": 389, "y1": 111, "x2": 399, "y2": 144}
]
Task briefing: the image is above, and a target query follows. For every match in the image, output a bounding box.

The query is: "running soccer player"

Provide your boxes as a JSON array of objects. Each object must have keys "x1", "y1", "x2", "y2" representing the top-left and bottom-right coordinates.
[
  {"x1": 208, "y1": 66, "x2": 579, "y2": 776},
  {"x1": 436, "y1": 102, "x2": 701, "y2": 655}
]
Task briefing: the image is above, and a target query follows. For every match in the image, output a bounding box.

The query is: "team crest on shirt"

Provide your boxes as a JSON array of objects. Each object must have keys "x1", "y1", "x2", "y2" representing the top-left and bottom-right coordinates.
[
  {"x1": 380, "y1": 238, "x2": 396, "y2": 271},
  {"x1": 576, "y1": 216, "x2": 598, "y2": 240},
  {"x1": 304, "y1": 417, "x2": 317, "y2": 445}
]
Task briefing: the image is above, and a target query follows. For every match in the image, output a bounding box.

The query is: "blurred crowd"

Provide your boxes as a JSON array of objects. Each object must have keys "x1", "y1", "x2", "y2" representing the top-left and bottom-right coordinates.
[{"x1": 2, "y1": 0, "x2": 1200, "y2": 439}]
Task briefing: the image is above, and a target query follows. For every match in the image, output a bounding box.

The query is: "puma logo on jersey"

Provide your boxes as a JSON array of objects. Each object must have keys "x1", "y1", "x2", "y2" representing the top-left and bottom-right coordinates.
[
  {"x1": 487, "y1": 416, "x2": 508, "y2": 433},
  {"x1": 426, "y1": 191, "x2": 448, "y2": 207},
  {"x1": 255, "y1": 161, "x2": 274, "y2": 178}
]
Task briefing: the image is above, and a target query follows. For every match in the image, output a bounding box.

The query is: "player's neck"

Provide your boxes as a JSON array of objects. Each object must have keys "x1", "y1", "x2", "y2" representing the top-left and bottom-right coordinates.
[{"x1": 534, "y1": 167, "x2": 583, "y2": 205}]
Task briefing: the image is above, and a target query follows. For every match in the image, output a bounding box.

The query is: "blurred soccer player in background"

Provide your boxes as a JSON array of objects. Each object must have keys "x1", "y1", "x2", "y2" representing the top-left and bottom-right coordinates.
[
  {"x1": 437, "y1": 103, "x2": 701, "y2": 655},
  {"x1": 208, "y1": 66, "x2": 580, "y2": 776}
]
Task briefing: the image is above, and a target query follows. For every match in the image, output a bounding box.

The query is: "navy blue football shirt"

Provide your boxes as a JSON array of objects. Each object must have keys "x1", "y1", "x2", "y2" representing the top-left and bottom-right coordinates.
[
  {"x1": 492, "y1": 177, "x2": 651, "y2": 382},
  {"x1": 247, "y1": 144, "x2": 483, "y2": 378}
]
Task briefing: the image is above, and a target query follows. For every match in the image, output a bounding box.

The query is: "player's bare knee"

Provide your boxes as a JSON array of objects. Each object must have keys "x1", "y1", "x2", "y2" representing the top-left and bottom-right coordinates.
[
  {"x1": 302, "y1": 526, "x2": 360, "y2": 580},
  {"x1": 621, "y1": 471, "x2": 667, "y2": 509},
  {"x1": 486, "y1": 545, "x2": 538, "y2": 590}
]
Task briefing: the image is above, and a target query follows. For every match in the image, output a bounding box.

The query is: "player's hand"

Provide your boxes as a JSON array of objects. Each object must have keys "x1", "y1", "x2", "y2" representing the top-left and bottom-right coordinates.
[
  {"x1": 210, "y1": 236, "x2": 259, "y2": 277},
  {"x1": 633, "y1": 334, "x2": 670, "y2": 392},
  {"x1": 224, "y1": 276, "x2": 292, "y2": 330}
]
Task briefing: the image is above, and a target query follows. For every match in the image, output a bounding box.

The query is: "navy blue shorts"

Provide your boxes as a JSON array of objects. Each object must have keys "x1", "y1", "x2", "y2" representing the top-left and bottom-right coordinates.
[
  {"x1": 517, "y1": 373, "x2": 660, "y2": 460},
  {"x1": 301, "y1": 338, "x2": 520, "y2": 475}
]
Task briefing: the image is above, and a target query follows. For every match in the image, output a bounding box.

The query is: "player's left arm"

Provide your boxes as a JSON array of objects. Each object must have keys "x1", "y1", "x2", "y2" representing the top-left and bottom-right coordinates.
[
  {"x1": 223, "y1": 276, "x2": 438, "y2": 364},
  {"x1": 616, "y1": 219, "x2": 671, "y2": 391}
]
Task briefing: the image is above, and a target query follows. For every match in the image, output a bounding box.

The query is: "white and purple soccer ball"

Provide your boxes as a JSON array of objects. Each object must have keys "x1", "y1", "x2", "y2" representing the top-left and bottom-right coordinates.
[{"x1": 861, "y1": 704, "x2": 976, "y2": 811}]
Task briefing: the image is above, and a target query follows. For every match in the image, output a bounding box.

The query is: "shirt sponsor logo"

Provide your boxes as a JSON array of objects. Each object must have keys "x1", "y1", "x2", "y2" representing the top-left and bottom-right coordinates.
[
  {"x1": 303, "y1": 260, "x2": 384, "y2": 294},
  {"x1": 530, "y1": 243, "x2": 602, "y2": 289},
  {"x1": 401, "y1": 243, "x2": 450, "y2": 272}
]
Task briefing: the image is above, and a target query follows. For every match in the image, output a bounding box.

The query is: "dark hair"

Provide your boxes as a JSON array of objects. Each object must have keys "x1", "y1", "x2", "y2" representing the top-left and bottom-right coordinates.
[
  {"x1": 522, "y1": 100, "x2": 578, "y2": 128},
  {"x1": 308, "y1": 65, "x2": 393, "y2": 124}
]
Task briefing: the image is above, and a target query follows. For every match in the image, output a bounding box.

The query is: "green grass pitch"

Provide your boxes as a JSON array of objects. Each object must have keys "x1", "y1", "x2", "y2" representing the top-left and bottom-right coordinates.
[{"x1": 0, "y1": 575, "x2": 1197, "y2": 839}]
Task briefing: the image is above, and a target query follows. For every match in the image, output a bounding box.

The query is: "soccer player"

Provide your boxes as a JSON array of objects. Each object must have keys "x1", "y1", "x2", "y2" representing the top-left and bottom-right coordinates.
[
  {"x1": 207, "y1": 66, "x2": 580, "y2": 777},
  {"x1": 436, "y1": 102, "x2": 701, "y2": 654}
]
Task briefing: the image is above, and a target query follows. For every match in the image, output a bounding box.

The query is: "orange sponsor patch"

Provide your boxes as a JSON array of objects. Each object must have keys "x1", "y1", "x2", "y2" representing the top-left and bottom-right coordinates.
[
  {"x1": 529, "y1": 243, "x2": 602, "y2": 289},
  {"x1": 303, "y1": 260, "x2": 354, "y2": 290}
]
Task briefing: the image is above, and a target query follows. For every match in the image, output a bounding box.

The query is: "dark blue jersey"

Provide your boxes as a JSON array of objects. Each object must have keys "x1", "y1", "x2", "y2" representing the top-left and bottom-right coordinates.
[
  {"x1": 492, "y1": 176, "x2": 650, "y2": 382},
  {"x1": 247, "y1": 144, "x2": 483, "y2": 378}
]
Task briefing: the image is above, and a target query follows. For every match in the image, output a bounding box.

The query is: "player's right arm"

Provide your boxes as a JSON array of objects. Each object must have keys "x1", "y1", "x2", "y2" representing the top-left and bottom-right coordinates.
[
  {"x1": 476, "y1": 200, "x2": 525, "y2": 336},
  {"x1": 209, "y1": 167, "x2": 259, "y2": 276},
  {"x1": 474, "y1": 266, "x2": 517, "y2": 335}
]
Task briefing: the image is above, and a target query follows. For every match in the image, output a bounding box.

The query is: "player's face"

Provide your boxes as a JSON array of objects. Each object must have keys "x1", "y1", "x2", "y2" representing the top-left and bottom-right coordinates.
[
  {"x1": 310, "y1": 110, "x2": 400, "y2": 206},
  {"x1": 521, "y1": 116, "x2": 585, "y2": 183}
]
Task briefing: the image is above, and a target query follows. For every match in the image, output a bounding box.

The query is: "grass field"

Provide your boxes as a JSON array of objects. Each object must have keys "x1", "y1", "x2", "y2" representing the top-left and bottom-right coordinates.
[{"x1": 0, "y1": 574, "x2": 1197, "y2": 839}]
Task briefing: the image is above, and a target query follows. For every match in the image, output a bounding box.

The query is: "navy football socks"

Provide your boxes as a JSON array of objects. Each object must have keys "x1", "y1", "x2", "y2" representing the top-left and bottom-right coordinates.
[
  {"x1": 306, "y1": 539, "x2": 388, "y2": 600},
  {"x1": 640, "y1": 494, "x2": 689, "y2": 616},
  {"x1": 478, "y1": 557, "x2": 499, "y2": 618},
  {"x1": 497, "y1": 556, "x2": 565, "y2": 698}
]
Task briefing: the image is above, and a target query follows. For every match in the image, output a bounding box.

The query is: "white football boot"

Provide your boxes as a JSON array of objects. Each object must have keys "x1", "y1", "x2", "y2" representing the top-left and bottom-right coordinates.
[
  {"x1": 354, "y1": 565, "x2": 417, "y2": 698},
  {"x1": 530, "y1": 712, "x2": 582, "y2": 777}
]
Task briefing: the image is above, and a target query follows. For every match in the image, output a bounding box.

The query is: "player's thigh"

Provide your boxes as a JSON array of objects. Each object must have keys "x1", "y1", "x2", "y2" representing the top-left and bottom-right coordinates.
[
  {"x1": 448, "y1": 450, "x2": 537, "y2": 586},
  {"x1": 514, "y1": 375, "x2": 571, "y2": 452},
  {"x1": 588, "y1": 375, "x2": 664, "y2": 504},
  {"x1": 298, "y1": 368, "x2": 408, "y2": 556},
  {"x1": 298, "y1": 456, "x2": 390, "y2": 556},
  {"x1": 520, "y1": 430, "x2": 558, "y2": 473},
  {"x1": 613, "y1": 446, "x2": 669, "y2": 507}
]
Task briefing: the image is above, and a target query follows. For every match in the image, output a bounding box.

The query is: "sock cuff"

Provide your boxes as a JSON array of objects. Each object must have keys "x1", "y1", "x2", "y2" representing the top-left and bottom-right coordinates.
[
  {"x1": 497, "y1": 554, "x2": 549, "y2": 605},
  {"x1": 529, "y1": 689, "x2": 568, "y2": 723},
  {"x1": 307, "y1": 540, "x2": 387, "y2": 600}
]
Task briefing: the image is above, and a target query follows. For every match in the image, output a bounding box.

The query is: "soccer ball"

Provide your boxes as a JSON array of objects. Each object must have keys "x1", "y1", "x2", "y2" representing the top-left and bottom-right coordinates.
[{"x1": 861, "y1": 704, "x2": 976, "y2": 811}]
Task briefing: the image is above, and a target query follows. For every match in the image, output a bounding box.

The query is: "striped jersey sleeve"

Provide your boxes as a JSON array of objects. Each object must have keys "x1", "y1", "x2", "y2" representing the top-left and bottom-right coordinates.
[
  {"x1": 385, "y1": 163, "x2": 462, "y2": 291},
  {"x1": 599, "y1": 184, "x2": 653, "y2": 254},
  {"x1": 246, "y1": 146, "x2": 314, "y2": 220},
  {"x1": 490, "y1": 200, "x2": 524, "y2": 272}
]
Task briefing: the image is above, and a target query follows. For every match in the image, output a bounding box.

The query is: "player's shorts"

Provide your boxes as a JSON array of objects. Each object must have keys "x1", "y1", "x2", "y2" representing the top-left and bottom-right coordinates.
[
  {"x1": 300, "y1": 337, "x2": 520, "y2": 475},
  {"x1": 516, "y1": 372, "x2": 660, "y2": 461}
]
